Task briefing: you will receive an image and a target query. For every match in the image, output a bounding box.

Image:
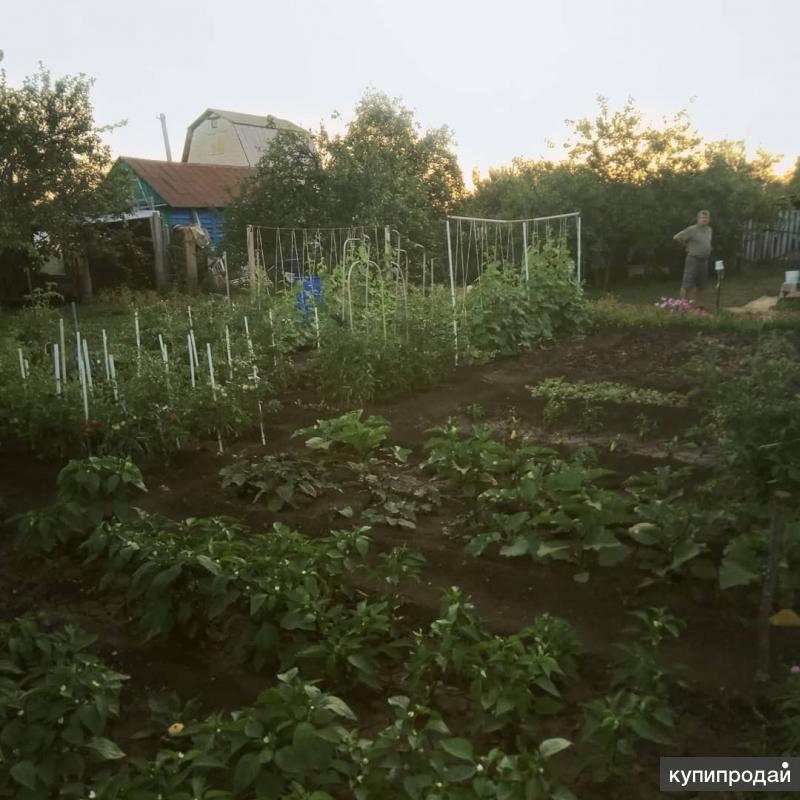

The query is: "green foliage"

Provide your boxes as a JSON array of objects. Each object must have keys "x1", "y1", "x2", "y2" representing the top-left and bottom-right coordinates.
[
  {"x1": 0, "y1": 615, "x2": 128, "y2": 799},
  {"x1": 0, "y1": 60, "x2": 132, "y2": 299},
  {"x1": 529, "y1": 378, "x2": 686, "y2": 409},
  {"x1": 309, "y1": 278, "x2": 455, "y2": 404},
  {"x1": 579, "y1": 690, "x2": 675, "y2": 782},
  {"x1": 623, "y1": 467, "x2": 723, "y2": 586},
  {"x1": 220, "y1": 454, "x2": 335, "y2": 511},
  {"x1": 293, "y1": 410, "x2": 390, "y2": 458},
  {"x1": 468, "y1": 97, "x2": 780, "y2": 283},
  {"x1": 353, "y1": 695, "x2": 575, "y2": 800},
  {"x1": 426, "y1": 426, "x2": 632, "y2": 567},
  {"x1": 13, "y1": 456, "x2": 146, "y2": 553},
  {"x1": 80, "y1": 513, "x2": 422, "y2": 688},
  {"x1": 225, "y1": 90, "x2": 465, "y2": 259},
  {"x1": 463, "y1": 244, "x2": 586, "y2": 359},
  {"x1": 405, "y1": 589, "x2": 579, "y2": 738},
  {"x1": 689, "y1": 333, "x2": 800, "y2": 499},
  {"x1": 93, "y1": 668, "x2": 356, "y2": 799},
  {"x1": 717, "y1": 518, "x2": 800, "y2": 606},
  {"x1": 610, "y1": 607, "x2": 685, "y2": 698}
]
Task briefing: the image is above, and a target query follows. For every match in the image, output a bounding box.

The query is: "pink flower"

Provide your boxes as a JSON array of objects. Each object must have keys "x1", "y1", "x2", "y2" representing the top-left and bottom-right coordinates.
[{"x1": 791, "y1": 665, "x2": 800, "y2": 674}]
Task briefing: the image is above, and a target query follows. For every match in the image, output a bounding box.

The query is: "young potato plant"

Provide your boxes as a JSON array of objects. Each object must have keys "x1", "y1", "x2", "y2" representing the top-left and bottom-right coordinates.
[
  {"x1": 453, "y1": 437, "x2": 632, "y2": 571},
  {"x1": 423, "y1": 421, "x2": 555, "y2": 497},
  {"x1": 220, "y1": 453, "x2": 337, "y2": 512},
  {"x1": 293, "y1": 411, "x2": 390, "y2": 460},
  {"x1": 622, "y1": 466, "x2": 725, "y2": 586}
]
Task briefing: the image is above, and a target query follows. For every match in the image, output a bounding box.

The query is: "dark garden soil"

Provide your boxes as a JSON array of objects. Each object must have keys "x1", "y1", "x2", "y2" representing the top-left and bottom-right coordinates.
[{"x1": 0, "y1": 324, "x2": 787, "y2": 798}]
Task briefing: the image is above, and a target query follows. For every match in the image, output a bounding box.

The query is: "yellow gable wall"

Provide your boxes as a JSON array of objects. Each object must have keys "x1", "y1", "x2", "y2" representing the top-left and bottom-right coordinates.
[{"x1": 186, "y1": 117, "x2": 249, "y2": 166}]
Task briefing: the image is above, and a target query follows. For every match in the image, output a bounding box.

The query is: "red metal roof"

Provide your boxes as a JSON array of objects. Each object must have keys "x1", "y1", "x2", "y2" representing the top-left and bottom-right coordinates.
[{"x1": 120, "y1": 157, "x2": 255, "y2": 208}]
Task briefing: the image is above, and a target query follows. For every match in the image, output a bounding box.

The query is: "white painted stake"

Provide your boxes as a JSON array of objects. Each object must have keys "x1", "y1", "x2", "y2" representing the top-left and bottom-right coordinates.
[
  {"x1": 18, "y1": 349, "x2": 27, "y2": 381},
  {"x1": 82, "y1": 338, "x2": 93, "y2": 391},
  {"x1": 257, "y1": 399, "x2": 266, "y2": 445},
  {"x1": 207, "y1": 343, "x2": 217, "y2": 395},
  {"x1": 207, "y1": 343, "x2": 223, "y2": 455},
  {"x1": 188, "y1": 334, "x2": 196, "y2": 388},
  {"x1": 225, "y1": 325, "x2": 233, "y2": 380},
  {"x1": 187, "y1": 305, "x2": 193, "y2": 328},
  {"x1": 313, "y1": 307, "x2": 321, "y2": 349},
  {"x1": 53, "y1": 343, "x2": 62, "y2": 395},
  {"x1": 223, "y1": 251, "x2": 231, "y2": 304},
  {"x1": 108, "y1": 354, "x2": 119, "y2": 401},
  {"x1": 75, "y1": 331, "x2": 82, "y2": 378},
  {"x1": 134, "y1": 311, "x2": 142, "y2": 376},
  {"x1": 77, "y1": 344, "x2": 90, "y2": 421},
  {"x1": 102, "y1": 329, "x2": 111, "y2": 381},
  {"x1": 190, "y1": 329, "x2": 199, "y2": 369},
  {"x1": 59, "y1": 318, "x2": 67, "y2": 381}
]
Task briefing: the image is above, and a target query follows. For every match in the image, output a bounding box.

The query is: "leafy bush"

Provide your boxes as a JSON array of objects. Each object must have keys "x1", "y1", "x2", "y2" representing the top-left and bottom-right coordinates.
[
  {"x1": 0, "y1": 615, "x2": 128, "y2": 799},
  {"x1": 528, "y1": 378, "x2": 687, "y2": 409},
  {"x1": 405, "y1": 589, "x2": 580, "y2": 738},
  {"x1": 13, "y1": 456, "x2": 146, "y2": 553},
  {"x1": 463, "y1": 244, "x2": 585, "y2": 360},
  {"x1": 294, "y1": 411, "x2": 391, "y2": 459},
  {"x1": 92, "y1": 668, "x2": 356, "y2": 799},
  {"x1": 220, "y1": 454, "x2": 336, "y2": 511}
]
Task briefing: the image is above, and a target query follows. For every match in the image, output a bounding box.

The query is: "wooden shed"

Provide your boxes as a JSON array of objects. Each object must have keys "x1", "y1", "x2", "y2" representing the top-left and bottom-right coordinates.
[{"x1": 112, "y1": 157, "x2": 255, "y2": 247}]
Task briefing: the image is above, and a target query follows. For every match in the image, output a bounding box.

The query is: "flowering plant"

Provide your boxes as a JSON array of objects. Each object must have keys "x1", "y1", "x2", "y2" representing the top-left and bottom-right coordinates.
[{"x1": 654, "y1": 297, "x2": 711, "y2": 316}]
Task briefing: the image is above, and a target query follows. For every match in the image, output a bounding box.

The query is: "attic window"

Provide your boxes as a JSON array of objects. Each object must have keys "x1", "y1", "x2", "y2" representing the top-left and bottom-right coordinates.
[{"x1": 211, "y1": 119, "x2": 218, "y2": 128}]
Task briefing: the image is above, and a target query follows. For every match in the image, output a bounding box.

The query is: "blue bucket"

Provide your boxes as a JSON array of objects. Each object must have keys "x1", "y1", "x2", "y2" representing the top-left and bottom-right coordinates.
[{"x1": 290, "y1": 275, "x2": 323, "y2": 315}]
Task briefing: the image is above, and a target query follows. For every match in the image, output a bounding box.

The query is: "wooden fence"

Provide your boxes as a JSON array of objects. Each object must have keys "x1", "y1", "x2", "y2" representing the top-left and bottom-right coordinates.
[{"x1": 742, "y1": 209, "x2": 800, "y2": 263}]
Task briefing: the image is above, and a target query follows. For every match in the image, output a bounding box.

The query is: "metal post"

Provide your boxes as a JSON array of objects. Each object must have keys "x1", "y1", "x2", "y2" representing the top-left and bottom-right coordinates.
[{"x1": 576, "y1": 214, "x2": 582, "y2": 282}]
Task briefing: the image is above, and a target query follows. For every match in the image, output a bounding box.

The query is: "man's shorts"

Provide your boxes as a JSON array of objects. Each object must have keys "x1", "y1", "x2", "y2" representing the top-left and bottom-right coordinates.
[{"x1": 682, "y1": 255, "x2": 709, "y2": 289}]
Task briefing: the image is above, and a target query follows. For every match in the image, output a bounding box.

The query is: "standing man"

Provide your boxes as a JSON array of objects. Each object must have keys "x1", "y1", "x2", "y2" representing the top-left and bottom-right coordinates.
[{"x1": 673, "y1": 210, "x2": 712, "y2": 305}]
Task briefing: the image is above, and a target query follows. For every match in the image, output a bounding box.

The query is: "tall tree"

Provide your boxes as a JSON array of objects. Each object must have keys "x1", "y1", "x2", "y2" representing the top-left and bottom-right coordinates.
[
  {"x1": 224, "y1": 130, "x2": 326, "y2": 261},
  {"x1": 225, "y1": 91, "x2": 465, "y2": 258},
  {"x1": 322, "y1": 91, "x2": 465, "y2": 250},
  {"x1": 0, "y1": 56, "x2": 131, "y2": 294}
]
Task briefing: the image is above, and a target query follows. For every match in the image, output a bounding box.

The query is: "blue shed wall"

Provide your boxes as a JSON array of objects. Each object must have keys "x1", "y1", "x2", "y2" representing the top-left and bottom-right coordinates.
[{"x1": 166, "y1": 208, "x2": 226, "y2": 246}]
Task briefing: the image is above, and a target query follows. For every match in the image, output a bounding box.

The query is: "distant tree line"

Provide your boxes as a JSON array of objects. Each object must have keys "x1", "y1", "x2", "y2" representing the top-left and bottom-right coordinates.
[{"x1": 2, "y1": 54, "x2": 798, "y2": 295}]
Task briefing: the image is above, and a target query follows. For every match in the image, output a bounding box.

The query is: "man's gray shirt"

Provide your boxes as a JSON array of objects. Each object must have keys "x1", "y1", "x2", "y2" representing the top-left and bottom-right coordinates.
[{"x1": 676, "y1": 224, "x2": 712, "y2": 258}]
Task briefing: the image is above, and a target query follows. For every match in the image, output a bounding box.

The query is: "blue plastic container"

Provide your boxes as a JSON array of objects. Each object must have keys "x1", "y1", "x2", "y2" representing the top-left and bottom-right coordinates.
[{"x1": 290, "y1": 275, "x2": 324, "y2": 315}]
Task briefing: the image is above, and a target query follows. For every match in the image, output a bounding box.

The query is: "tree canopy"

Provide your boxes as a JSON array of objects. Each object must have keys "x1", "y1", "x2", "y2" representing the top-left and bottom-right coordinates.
[
  {"x1": 0, "y1": 57, "x2": 131, "y2": 279},
  {"x1": 225, "y1": 91, "x2": 466, "y2": 260},
  {"x1": 468, "y1": 96, "x2": 784, "y2": 283}
]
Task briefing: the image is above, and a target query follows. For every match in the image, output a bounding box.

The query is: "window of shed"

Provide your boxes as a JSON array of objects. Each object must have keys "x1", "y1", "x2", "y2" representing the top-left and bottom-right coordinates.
[{"x1": 211, "y1": 119, "x2": 218, "y2": 128}]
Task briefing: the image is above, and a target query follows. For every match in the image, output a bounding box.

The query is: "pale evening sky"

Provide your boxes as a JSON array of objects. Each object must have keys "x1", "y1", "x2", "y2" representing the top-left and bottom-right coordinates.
[{"x1": 3, "y1": 0, "x2": 799, "y2": 184}]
